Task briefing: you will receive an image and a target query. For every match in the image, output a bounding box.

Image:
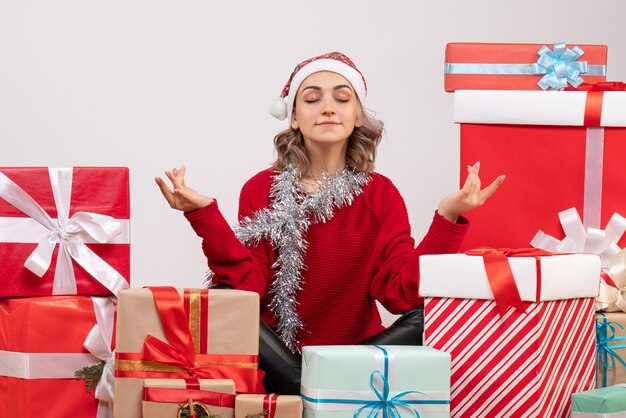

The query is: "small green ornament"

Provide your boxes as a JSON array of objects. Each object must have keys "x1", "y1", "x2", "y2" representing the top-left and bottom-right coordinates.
[{"x1": 74, "y1": 361, "x2": 105, "y2": 393}]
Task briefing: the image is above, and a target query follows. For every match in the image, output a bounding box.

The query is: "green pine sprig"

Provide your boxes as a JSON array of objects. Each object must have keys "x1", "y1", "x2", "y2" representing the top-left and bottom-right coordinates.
[{"x1": 74, "y1": 361, "x2": 105, "y2": 393}]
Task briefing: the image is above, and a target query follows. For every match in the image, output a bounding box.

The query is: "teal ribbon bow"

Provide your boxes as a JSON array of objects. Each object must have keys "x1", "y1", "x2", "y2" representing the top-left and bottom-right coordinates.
[
  {"x1": 596, "y1": 313, "x2": 626, "y2": 387},
  {"x1": 353, "y1": 370, "x2": 421, "y2": 418},
  {"x1": 353, "y1": 346, "x2": 422, "y2": 418},
  {"x1": 533, "y1": 42, "x2": 588, "y2": 90}
]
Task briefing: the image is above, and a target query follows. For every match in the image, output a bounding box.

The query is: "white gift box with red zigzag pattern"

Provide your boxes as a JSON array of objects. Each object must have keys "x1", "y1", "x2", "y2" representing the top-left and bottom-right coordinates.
[{"x1": 420, "y1": 253, "x2": 601, "y2": 418}]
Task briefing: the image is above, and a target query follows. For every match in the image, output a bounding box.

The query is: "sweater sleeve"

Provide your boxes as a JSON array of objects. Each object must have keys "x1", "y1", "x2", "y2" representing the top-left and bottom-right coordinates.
[
  {"x1": 184, "y1": 187, "x2": 273, "y2": 298},
  {"x1": 368, "y1": 181, "x2": 469, "y2": 314}
]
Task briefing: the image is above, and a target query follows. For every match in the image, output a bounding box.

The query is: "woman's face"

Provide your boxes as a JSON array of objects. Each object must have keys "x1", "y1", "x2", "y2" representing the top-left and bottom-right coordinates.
[{"x1": 291, "y1": 71, "x2": 361, "y2": 149}]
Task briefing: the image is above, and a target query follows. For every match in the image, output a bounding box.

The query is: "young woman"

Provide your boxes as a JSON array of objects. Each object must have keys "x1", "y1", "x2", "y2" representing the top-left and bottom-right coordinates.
[{"x1": 156, "y1": 52, "x2": 504, "y2": 394}]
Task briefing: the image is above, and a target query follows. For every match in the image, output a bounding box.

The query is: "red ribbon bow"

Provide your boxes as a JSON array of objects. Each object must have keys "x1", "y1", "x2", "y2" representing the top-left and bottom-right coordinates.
[
  {"x1": 142, "y1": 287, "x2": 212, "y2": 377},
  {"x1": 465, "y1": 248, "x2": 554, "y2": 316},
  {"x1": 138, "y1": 287, "x2": 265, "y2": 393}
]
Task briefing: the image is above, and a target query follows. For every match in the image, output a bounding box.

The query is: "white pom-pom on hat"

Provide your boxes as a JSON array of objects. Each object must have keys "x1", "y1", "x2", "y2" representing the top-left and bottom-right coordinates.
[{"x1": 269, "y1": 97, "x2": 288, "y2": 120}]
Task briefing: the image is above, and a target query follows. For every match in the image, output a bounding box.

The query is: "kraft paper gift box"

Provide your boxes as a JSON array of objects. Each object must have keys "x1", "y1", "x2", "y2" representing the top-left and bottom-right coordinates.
[
  {"x1": 0, "y1": 295, "x2": 116, "y2": 417},
  {"x1": 0, "y1": 167, "x2": 130, "y2": 297},
  {"x1": 597, "y1": 313, "x2": 626, "y2": 388},
  {"x1": 444, "y1": 42, "x2": 607, "y2": 92},
  {"x1": 300, "y1": 345, "x2": 451, "y2": 418},
  {"x1": 420, "y1": 252, "x2": 601, "y2": 417},
  {"x1": 571, "y1": 385, "x2": 626, "y2": 417},
  {"x1": 114, "y1": 287, "x2": 265, "y2": 418},
  {"x1": 142, "y1": 379, "x2": 235, "y2": 418},
  {"x1": 235, "y1": 394, "x2": 303, "y2": 418},
  {"x1": 454, "y1": 88, "x2": 626, "y2": 253}
]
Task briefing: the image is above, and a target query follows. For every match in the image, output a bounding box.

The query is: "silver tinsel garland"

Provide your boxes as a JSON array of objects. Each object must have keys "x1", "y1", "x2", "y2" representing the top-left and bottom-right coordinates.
[{"x1": 206, "y1": 164, "x2": 370, "y2": 352}]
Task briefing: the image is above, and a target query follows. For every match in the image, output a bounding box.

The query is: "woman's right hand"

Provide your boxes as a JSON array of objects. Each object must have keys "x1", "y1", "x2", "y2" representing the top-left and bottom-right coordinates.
[{"x1": 155, "y1": 166, "x2": 214, "y2": 212}]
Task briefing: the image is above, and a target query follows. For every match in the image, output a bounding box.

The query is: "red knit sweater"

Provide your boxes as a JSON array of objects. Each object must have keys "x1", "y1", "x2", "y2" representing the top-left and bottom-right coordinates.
[{"x1": 185, "y1": 169, "x2": 468, "y2": 349}]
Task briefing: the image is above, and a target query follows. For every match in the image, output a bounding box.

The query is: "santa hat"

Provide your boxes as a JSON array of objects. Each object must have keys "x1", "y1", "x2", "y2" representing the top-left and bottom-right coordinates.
[{"x1": 269, "y1": 52, "x2": 368, "y2": 121}]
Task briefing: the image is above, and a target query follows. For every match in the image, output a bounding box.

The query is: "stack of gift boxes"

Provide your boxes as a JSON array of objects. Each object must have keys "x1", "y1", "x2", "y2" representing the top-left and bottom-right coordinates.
[
  {"x1": 114, "y1": 286, "x2": 305, "y2": 418},
  {"x1": 0, "y1": 168, "x2": 305, "y2": 418},
  {"x1": 415, "y1": 41, "x2": 626, "y2": 417},
  {"x1": 0, "y1": 167, "x2": 130, "y2": 417}
]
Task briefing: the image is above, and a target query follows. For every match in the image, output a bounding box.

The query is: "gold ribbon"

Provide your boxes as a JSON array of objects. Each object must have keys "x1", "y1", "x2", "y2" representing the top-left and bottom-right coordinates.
[
  {"x1": 116, "y1": 359, "x2": 258, "y2": 373},
  {"x1": 188, "y1": 289, "x2": 202, "y2": 354}
]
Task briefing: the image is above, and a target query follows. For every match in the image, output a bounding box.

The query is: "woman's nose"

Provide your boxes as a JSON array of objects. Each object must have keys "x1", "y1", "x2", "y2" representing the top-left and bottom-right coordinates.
[{"x1": 321, "y1": 97, "x2": 336, "y2": 116}]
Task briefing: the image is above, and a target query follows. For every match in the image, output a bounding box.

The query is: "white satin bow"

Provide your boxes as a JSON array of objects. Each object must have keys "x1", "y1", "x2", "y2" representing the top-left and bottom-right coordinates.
[
  {"x1": 531, "y1": 207, "x2": 626, "y2": 311},
  {"x1": 531, "y1": 207, "x2": 626, "y2": 268}
]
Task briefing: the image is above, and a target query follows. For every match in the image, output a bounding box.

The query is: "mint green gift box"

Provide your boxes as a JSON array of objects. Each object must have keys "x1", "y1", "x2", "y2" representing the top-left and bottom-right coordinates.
[
  {"x1": 300, "y1": 345, "x2": 450, "y2": 418},
  {"x1": 571, "y1": 385, "x2": 626, "y2": 417}
]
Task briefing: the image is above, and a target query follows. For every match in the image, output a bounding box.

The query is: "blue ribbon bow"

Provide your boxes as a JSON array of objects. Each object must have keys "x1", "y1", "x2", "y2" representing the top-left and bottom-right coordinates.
[
  {"x1": 596, "y1": 313, "x2": 626, "y2": 387},
  {"x1": 353, "y1": 369, "x2": 421, "y2": 418},
  {"x1": 532, "y1": 42, "x2": 588, "y2": 90},
  {"x1": 353, "y1": 346, "x2": 423, "y2": 418}
]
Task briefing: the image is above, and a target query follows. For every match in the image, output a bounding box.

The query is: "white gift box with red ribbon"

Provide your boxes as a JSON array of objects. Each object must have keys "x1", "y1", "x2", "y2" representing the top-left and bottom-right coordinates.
[{"x1": 420, "y1": 252, "x2": 600, "y2": 302}]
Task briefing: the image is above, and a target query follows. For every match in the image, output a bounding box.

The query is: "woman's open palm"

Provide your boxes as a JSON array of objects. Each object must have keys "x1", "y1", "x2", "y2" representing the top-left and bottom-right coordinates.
[
  {"x1": 437, "y1": 162, "x2": 505, "y2": 222},
  {"x1": 155, "y1": 166, "x2": 214, "y2": 212}
]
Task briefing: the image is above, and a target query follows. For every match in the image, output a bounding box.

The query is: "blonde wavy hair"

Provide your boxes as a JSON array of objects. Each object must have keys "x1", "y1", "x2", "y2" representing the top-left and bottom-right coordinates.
[{"x1": 272, "y1": 101, "x2": 384, "y2": 177}]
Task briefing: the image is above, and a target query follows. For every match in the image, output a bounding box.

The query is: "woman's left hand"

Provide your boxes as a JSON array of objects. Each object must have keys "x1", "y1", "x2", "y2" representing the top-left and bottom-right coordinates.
[{"x1": 437, "y1": 161, "x2": 505, "y2": 223}]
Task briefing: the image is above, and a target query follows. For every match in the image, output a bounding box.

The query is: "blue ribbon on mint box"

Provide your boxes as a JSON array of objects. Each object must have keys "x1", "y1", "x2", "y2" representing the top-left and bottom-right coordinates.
[
  {"x1": 596, "y1": 313, "x2": 626, "y2": 387},
  {"x1": 444, "y1": 42, "x2": 606, "y2": 91},
  {"x1": 300, "y1": 345, "x2": 450, "y2": 417}
]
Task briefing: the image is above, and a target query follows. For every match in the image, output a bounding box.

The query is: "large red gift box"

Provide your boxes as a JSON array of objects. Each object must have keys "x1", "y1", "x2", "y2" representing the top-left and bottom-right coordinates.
[
  {"x1": 0, "y1": 295, "x2": 115, "y2": 417},
  {"x1": 0, "y1": 167, "x2": 130, "y2": 297},
  {"x1": 444, "y1": 42, "x2": 607, "y2": 91},
  {"x1": 420, "y1": 252, "x2": 600, "y2": 417},
  {"x1": 455, "y1": 89, "x2": 626, "y2": 252}
]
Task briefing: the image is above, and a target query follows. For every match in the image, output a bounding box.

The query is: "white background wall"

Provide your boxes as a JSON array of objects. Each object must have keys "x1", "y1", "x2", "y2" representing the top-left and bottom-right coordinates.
[{"x1": 1, "y1": 0, "x2": 625, "y2": 324}]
